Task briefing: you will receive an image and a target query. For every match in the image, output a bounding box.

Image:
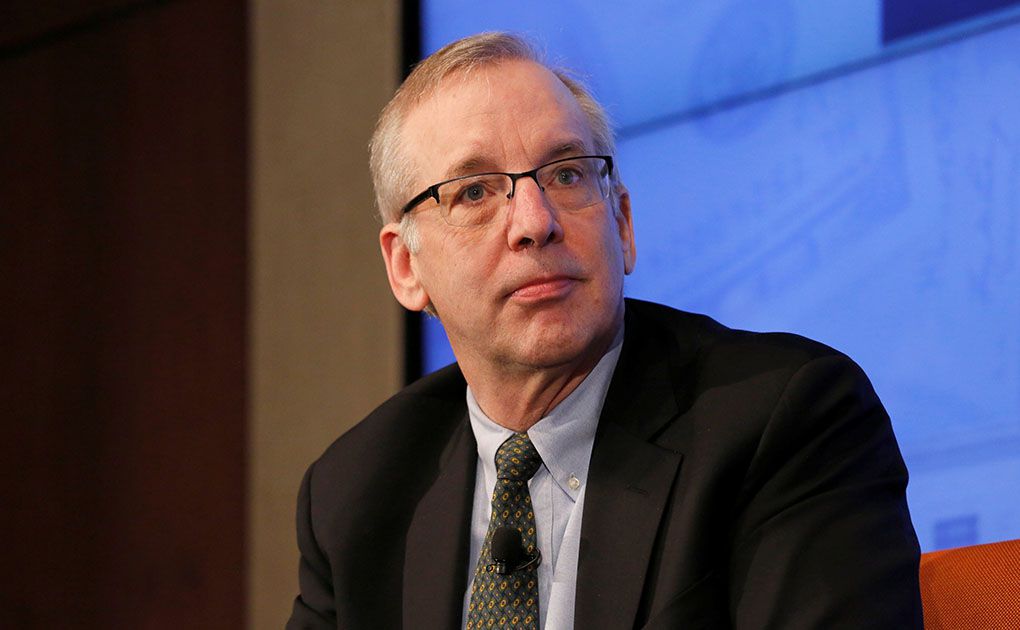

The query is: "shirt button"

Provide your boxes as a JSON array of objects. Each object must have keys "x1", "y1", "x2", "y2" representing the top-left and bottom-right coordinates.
[{"x1": 567, "y1": 474, "x2": 580, "y2": 491}]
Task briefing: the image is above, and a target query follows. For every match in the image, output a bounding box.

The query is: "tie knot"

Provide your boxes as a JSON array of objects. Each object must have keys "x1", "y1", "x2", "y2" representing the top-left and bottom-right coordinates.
[{"x1": 495, "y1": 433, "x2": 542, "y2": 481}]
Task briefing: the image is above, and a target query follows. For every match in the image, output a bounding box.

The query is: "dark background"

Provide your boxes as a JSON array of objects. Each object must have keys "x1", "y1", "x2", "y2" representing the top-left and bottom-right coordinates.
[{"x1": 1, "y1": 1, "x2": 247, "y2": 626}]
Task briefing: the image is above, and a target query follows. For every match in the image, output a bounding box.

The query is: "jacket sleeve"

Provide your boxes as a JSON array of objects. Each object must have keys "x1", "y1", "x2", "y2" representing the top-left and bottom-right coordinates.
[
  {"x1": 727, "y1": 354, "x2": 923, "y2": 629},
  {"x1": 286, "y1": 462, "x2": 338, "y2": 630}
]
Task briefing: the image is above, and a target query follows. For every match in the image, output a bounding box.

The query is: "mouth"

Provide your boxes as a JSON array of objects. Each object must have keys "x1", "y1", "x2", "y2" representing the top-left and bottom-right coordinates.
[{"x1": 506, "y1": 275, "x2": 579, "y2": 301}]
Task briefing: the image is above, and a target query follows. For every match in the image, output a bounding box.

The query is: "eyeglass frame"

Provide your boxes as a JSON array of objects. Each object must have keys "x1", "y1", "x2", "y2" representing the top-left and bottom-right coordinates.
[{"x1": 398, "y1": 154, "x2": 615, "y2": 220}]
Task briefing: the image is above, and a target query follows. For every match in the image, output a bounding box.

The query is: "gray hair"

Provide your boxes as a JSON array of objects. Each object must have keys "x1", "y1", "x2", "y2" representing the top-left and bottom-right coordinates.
[{"x1": 368, "y1": 32, "x2": 617, "y2": 249}]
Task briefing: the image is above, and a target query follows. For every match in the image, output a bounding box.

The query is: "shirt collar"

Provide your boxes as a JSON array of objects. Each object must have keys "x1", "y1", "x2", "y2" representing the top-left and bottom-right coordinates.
[{"x1": 467, "y1": 326, "x2": 624, "y2": 500}]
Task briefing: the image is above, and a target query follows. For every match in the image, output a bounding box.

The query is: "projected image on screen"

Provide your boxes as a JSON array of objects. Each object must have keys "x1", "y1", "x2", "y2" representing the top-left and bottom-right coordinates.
[{"x1": 419, "y1": 0, "x2": 1020, "y2": 551}]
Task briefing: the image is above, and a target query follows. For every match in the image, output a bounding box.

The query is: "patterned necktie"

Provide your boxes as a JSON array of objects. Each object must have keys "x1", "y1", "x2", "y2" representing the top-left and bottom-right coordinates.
[{"x1": 466, "y1": 432, "x2": 543, "y2": 629}]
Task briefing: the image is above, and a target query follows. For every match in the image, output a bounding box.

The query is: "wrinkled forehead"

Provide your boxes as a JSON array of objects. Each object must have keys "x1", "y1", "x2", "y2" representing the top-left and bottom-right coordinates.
[{"x1": 400, "y1": 60, "x2": 596, "y2": 185}]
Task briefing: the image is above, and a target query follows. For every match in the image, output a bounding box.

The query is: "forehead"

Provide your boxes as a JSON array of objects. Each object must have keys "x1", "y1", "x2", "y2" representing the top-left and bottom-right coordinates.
[{"x1": 401, "y1": 60, "x2": 594, "y2": 184}]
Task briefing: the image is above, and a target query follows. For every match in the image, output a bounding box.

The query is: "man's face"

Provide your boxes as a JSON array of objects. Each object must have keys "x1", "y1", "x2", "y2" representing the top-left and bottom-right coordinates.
[{"x1": 381, "y1": 59, "x2": 636, "y2": 374}]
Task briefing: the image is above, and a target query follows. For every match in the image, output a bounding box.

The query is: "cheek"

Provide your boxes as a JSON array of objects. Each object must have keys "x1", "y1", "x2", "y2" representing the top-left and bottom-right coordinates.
[
  {"x1": 418, "y1": 243, "x2": 494, "y2": 306},
  {"x1": 592, "y1": 216, "x2": 628, "y2": 267}
]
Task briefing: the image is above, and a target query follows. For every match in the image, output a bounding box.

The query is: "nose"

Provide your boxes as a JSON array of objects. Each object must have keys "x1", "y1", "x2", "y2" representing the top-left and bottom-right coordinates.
[{"x1": 505, "y1": 177, "x2": 564, "y2": 250}]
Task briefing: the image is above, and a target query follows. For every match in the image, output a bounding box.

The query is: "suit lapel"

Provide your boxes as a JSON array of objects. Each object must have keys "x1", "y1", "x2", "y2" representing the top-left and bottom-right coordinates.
[
  {"x1": 402, "y1": 417, "x2": 476, "y2": 628},
  {"x1": 575, "y1": 424, "x2": 683, "y2": 628},
  {"x1": 574, "y1": 303, "x2": 693, "y2": 629}
]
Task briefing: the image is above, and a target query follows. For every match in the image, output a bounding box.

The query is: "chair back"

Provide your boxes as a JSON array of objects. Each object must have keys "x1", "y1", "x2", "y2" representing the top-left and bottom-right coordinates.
[{"x1": 919, "y1": 538, "x2": 1020, "y2": 629}]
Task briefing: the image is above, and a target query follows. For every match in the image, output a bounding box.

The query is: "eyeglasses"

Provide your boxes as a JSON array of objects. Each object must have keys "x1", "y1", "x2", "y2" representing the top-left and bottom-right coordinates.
[{"x1": 400, "y1": 155, "x2": 614, "y2": 227}]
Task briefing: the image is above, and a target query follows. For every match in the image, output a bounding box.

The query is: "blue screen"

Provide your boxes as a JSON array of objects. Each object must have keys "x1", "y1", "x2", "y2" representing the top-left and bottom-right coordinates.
[{"x1": 419, "y1": 1, "x2": 1020, "y2": 551}]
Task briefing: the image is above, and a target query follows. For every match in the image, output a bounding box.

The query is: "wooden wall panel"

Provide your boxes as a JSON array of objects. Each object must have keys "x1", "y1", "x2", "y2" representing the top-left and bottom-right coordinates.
[
  {"x1": 248, "y1": 2, "x2": 404, "y2": 626},
  {"x1": 0, "y1": 1, "x2": 148, "y2": 50},
  {"x1": 1, "y1": 1, "x2": 247, "y2": 627}
]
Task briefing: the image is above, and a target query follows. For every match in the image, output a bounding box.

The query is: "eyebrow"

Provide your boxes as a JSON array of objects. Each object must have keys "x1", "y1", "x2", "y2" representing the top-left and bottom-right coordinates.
[
  {"x1": 444, "y1": 156, "x2": 496, "y2": 180},
  {"x1": 543, "y1": 140, "x2": 589, "y2": 162},
  {"x1": 441, "y1": 139, "x2": 592, "y2": 180}
]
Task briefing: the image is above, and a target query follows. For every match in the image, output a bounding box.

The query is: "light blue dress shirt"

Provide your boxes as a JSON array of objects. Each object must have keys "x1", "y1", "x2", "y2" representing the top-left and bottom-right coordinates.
[{"x1": 462, "y1": 331, "x2": 624, "y2": 629}]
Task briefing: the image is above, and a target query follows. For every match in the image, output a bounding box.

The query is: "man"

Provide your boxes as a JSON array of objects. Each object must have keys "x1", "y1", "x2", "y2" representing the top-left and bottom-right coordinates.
[{"x1": 287, "y1": 33, "x2": 923, "y2": 629}]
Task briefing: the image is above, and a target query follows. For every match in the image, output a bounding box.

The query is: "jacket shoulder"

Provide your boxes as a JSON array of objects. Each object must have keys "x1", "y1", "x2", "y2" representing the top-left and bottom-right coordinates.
[
  {"x1": 313, "y1": 362, "x2": 468, "y2": 475},
  {"x1": 624, "y1": 297, "x2": 849, "y2": 374}
]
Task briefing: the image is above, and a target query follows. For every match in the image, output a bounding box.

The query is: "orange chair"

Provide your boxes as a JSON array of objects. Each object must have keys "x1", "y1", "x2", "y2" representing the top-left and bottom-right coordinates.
[{"x1": 919, "y1": 538, "x2": 1020, "y2": 629}]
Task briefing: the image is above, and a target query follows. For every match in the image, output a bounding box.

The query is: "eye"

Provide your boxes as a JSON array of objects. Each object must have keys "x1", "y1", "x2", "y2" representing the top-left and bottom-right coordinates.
[
  {"x1": 440, "y1": 175, "x2": 505, "y2": 227},
  {"x1": 445, "y1": 176, "x2": 502, "y2": 208},
  {"x1": 462, "y1": 183, "x2": 486, "y2": 202},
  {"x1": 554, "y1": 165, "x2": 583, "y2": 186}
]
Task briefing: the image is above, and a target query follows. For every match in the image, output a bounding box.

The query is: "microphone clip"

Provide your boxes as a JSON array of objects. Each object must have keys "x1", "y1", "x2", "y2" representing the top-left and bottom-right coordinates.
[
  {"x1": 487, "y1": 548, "x2": 541, "y2": 575},
  {"x1": 486, "y1": 526, "x2": 542, "y2": 575}
]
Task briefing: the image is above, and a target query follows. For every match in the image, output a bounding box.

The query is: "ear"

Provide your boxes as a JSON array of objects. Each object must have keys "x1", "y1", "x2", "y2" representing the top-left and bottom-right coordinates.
[
  {"x1": 379, "y1": 222, "x2": 431, "y2": 311},
  {"x1": 613, "y1": 184, "x2": 637, "y2": 275}
]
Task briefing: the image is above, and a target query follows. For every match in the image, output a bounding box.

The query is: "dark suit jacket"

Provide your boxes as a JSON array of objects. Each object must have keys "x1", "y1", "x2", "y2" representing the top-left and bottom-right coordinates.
[{"x1": 287, "y1": 299, "x2": 923, "y2": 629}]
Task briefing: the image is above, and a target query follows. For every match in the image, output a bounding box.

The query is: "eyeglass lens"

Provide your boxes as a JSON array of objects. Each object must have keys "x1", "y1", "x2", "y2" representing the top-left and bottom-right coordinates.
[{"x1": 436, "y1": 157, "x2": 610, "y2": 227}]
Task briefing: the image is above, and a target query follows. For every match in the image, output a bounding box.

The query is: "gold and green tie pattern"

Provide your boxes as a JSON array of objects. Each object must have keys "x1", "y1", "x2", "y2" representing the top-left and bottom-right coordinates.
[{"x1": 466, "y1": 433, "x2": 543, "y2": 629}]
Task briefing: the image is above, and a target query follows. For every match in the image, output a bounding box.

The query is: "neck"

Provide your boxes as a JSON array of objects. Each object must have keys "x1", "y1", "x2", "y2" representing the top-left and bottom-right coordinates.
[{"x1": 460, "y1": 326, "x2": 620, "y2": 433}]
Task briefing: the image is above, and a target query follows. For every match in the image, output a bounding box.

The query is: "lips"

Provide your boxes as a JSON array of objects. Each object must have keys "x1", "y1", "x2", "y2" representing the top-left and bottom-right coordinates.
[{"x1": 507, "y1": 275, "x2": 579, "y2": 301}]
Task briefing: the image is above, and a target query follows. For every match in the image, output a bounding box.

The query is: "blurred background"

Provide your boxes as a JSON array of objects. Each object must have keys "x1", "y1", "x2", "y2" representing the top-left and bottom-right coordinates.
[{"x1": 2, "y1": 1, "x2": 1018, "y2": 628}]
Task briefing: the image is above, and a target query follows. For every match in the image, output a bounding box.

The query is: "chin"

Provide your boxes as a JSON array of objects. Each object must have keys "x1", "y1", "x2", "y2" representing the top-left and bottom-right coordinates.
[{"x1": 513, "y1": 325, "x2": 604, "y2": 369}]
